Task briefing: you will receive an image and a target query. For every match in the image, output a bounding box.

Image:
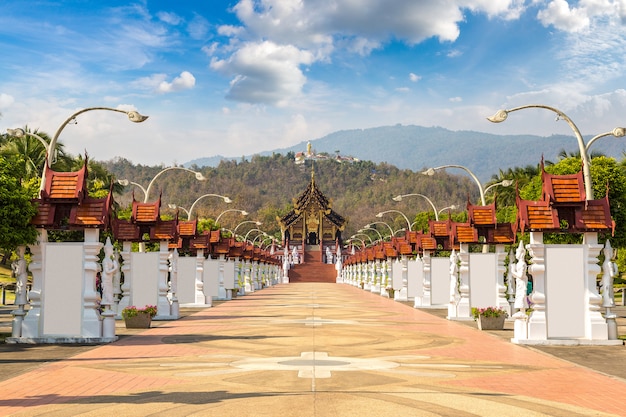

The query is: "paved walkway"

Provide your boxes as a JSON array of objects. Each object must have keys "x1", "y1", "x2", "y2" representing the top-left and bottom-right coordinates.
[{"x1": 0, "y1": 283, "x2": 625, "y2": 417}]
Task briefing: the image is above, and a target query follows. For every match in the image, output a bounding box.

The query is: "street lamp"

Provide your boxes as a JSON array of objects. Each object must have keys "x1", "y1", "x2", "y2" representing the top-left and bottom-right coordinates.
[
  {"x1": 483, "y1": 179, "x2": 514, "y2": 195},
  {"x1": 376, "y1": 209, "x2": 412, "y2": 231},
  {"x1": 186, "y1": 194, "x2": 231, "y2": 219},
  {"x1": 487, "y1": 104, "x2": 625, "y2": 200},
  {"x1": 9, "y1": 106, "x2": 148, "y2": 196},
  {"x1": 438, "y1": 205, "x2": 458, "y2": 215},
  {"x1": 167, "y1": 203, "x2": 190, "y2": 219},
  {"x1": 350, "y1": 234, "x2": 373, "y2": 245},
  {"x1": 358, "y1": 227, "x2": 383, "y2": 242},
  {"x1": 233, "y1": 220, "x2": 262, "y2": 235},
  {"x1": 215, "y1": 209, "x2": 248, "y2": 225},
  {"x1": 422, "y1": 165, "x2": 486, "y2": 205},
  {"x1": 244, "y1": 228, "x2": 266, "y2": 243},
  {"x1": 393, "y1": 193, "x2": 439, "y2": 221},
  {"x1": 118, "y1": 167, "x2": 206, "y2": 203},
  {"x1": 365, "y1": 221, "x2": 395, "y2": 238},
  {"x1": 585, "y1": 127, "x2": 626, "y2": 153}
]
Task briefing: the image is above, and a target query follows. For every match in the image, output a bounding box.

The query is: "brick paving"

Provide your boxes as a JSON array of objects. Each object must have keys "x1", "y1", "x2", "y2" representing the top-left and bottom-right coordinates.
[{"x1": 0, "y1": 283, "x2": 624, "y2": 417}]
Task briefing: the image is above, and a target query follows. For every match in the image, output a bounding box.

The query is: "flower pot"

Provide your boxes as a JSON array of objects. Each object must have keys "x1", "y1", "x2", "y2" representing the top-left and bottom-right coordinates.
[
  {"x1": 387, "y1": 289, "x2": 395, "y2": 299},
  {"x1": 124, "y1": 312, "x2": 152, "y2": 329},
  {"x1": 477, "y1": 315, "x2": 505, "y2": 330}
]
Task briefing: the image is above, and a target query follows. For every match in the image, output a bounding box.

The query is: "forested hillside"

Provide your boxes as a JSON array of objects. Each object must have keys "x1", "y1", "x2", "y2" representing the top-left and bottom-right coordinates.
[
  {"x1": 185, "y1": 125, "x2": 626, "y2": 183},
  {"x1": 103, "y1": 153, "x2": 478, "y2": 240}
]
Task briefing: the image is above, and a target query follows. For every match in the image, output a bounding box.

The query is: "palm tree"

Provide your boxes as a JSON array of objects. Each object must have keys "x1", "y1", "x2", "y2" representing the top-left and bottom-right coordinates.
[{"x1": 1, "y1": 126, "x2": 73, "y2": 182}]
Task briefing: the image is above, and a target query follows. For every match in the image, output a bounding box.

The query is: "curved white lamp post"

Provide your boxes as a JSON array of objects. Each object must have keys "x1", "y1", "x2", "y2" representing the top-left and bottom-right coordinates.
[
  {"x1": 422, "y1": 165, "x2": 486, "y2": 205},
  {"x1": 186, "y1": 194, "x2": 231, "y2": 219},
  {"x1": 487, "y1": 104, "x2": 625, "y2": 200},
  {"x1": 118, "y1": 167, "x2": 206, "y2": 203},
  {"x1": 233, "y1": 220, "x2": 262, "y2": 235},
  {"x1": 215, "y1": 209, "x2": 248, "y2": 225},
  {"x1": 167, "y1": 203, "x2": 190, "y2": 219},
  {"x1": 483, "y1": 179, "x2": 514, "y2": 195},
  {"x1": 365, "y1": 221, "x2": 395, "y2": 239},
  {"x1": 10, "y1": 106, "x2": 148, "y2": 196},
  {"x1": 359, "y1": 227, "x2": 383, "y2": 242},
  {"x1": 393, "y1": 193, "x2": 439, "y2": 221},
  {"x1": 376, "y1": 209, "x2": 412, "y2": 231},
  {"x1": 350, "y1": 234, "x2": 373, "y2": 246}
]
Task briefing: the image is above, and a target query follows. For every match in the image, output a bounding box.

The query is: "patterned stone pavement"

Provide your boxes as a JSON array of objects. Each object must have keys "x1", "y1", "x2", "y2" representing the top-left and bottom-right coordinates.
[{"x1": 0, "y1": 283, "x2": 625, "y2": 416}]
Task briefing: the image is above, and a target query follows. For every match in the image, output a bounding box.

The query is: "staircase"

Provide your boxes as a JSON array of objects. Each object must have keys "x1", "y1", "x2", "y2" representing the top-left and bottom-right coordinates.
[{"x1": 289, "y1": 249, "x2": 337, "y2": 283}]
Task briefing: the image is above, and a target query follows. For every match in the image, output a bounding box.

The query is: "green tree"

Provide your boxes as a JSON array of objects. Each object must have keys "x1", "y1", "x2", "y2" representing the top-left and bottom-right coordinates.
[{"x1": 0, "y1": 155, "x2": 38, "y2": 253}]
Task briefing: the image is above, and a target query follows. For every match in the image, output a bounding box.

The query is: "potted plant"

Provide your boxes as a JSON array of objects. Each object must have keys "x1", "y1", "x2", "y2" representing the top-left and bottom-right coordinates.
[
  {"x1": 471, "y1": 306, "x2": 507, "y2": 330},
  {"x1": 121, "y1": 305, "x2": 157, "y2": 328},
  {"x1": 385, "y1": 285, "x2": 395, "y2": 299}
]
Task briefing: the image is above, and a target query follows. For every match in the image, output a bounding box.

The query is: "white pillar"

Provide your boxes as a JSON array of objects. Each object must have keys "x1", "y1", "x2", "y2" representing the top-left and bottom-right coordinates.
[
  {"x1": 117, "y1": 241, "x2": 132, "y2": 318},
  {"x1": 584, "y1": 232, "x2": 606, "y2": 339},
  {"x1": 527, "y1": 232, "x2": 547, "y2": 340},
  {"x1": 495, "y1": 244, "x2": 510, "y2": 315},
  {"x1": 457, "y1": 245, "x2": 470, "y2": 317},
  {"x1": 82, "y1": 229, "x2": 103, "y2": 337}
]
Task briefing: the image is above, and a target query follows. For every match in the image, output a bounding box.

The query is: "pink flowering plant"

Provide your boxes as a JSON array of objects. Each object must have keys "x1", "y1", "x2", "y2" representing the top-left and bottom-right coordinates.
[
  {"x1": 122, "y1": 305, "x2": 157, "y2": 319},
  {"x1": 471, "y1": 306, "x2": 508, "y2": 321}
]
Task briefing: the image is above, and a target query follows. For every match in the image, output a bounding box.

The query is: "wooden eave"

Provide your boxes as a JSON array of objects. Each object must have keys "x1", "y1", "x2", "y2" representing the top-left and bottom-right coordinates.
[
  {"x1": 429, "y1": 220, "x2": 451, "y2": 237},
  {"x1": 515, "y1": 197, "x2": 560, "y2": 232},
  {"x1": 178, "y1": 219, "x2": 198, "y2": 237},
  {"x1": 131, "y1": 197, "x2": 161, "y2": 224},
  {"x1": 468, "y1": 201, "x2": 497, "y2": 226},
  {"x1": 487, "y1": 223, "x2": 516, "y2": 244},
  {"x1": 574, "y1": 197, "x2": 614, "y2": 233},
  {"x1": 452, "y1": 222, "x2": 479, "y2": 244},
  {"x1": 30, "y1": 201, "x2": 55, "y2": 228},
  {"x1": 40, "y1": 162, "x2": 88, "y2": 202},
  {"x1": 112, "y1": 219, "x2": 141, "y2": 241},
  {"x1": 150, "y1": 220, "x2": 178, "y2": 241},
  {"x1": 542, "y1": 167, "x2": 586, "y2": 204},
  {"x1": 68, "y1": 193, "x2": 112, "y2": 229}
]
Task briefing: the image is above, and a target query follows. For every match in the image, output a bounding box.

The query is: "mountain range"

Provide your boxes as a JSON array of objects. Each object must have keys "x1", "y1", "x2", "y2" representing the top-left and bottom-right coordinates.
[{"x1": 184, "y1": 125, "x2": 626, "y2": 182}]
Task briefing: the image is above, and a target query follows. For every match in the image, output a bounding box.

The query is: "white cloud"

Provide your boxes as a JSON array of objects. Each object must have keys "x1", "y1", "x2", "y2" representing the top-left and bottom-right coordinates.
[
  {"x1": 157, "y1": 71, "x2": 196, "y2": 93},
  {"x1": 210, "y1": 41, "x2": 314, "y2": 106},
  {"x1": 537, "y1": 0, "x2": 590, "y2": 32},
  {"x1": 409, "y1": 73, "x2": 421, "y2": 82},
  {"x1": 157, "y1": 11, "x2": 183, "y2": 25},
  {"x1": 0, "y1": 93, "x2": 15, "y2": 109},
  {"x1": 449, "y1": 96, "x2": 462, "y2": 102},
  {"x1": 212, "y1": 0, "x2": 531, "y2": 106}
]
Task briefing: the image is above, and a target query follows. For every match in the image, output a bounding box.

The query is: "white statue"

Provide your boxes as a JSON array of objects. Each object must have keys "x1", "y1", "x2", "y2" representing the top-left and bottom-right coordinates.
[
  {"x1": 449, "y1": 249, "x2": 459, "y2": 303},
  {"x1": 511, "y1": 240, "x2": 528, "y2": 316},
  {"x1": 326, "y1": 246, "x2": 333, "y2": 264},
  {"x1": 101, "y1": 238, "x2": 119, "y2": 306},
  {"x1": 292, "y1": 247, "x2": 299, "y2": 265},
  {"x1": 601, "y1": 241, "x2": 617, "y2": 308}
]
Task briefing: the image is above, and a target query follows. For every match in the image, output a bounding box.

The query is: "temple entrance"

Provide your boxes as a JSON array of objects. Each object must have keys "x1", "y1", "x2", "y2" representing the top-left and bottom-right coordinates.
[{"x1": 278, "y1": 171, "x2": 346, "y2": 283}]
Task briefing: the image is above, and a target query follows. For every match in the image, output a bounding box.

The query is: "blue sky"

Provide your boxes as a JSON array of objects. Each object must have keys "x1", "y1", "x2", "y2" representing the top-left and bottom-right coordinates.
[{"x1": 1, "y1": 0, "x2": 625, "y2": 166}]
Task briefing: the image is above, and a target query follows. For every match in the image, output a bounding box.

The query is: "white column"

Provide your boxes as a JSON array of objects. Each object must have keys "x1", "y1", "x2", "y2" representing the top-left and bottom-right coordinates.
[
  {"x1": 421, "y1": 250, "x2": 433, "y2": 307},
  {"x1": 117, "y1": 241, "x2": 132, "y2": 317},
  {"x1": 584, "y1": 232, "x2": 607, "y2": 339},
  {"x1": 217, "y1": 254, "x2": 227, "y2": 300},
  {"x1": 169, "y1": 248, "x2": 180, "y2": 318},
  {"x1": 82, "y1": 229, "x2": 103, "y2": 337},
  {"x1": 495, "y1": 244, "x2": 510, "y2": 315},
  {"x1": 397, "y1": 256, "x2": 409, "y2": 301},
  {"x1": 22, "y1": 230, "x2": 46, "y2": 337},
  {"x1": 11, "y1": 246, "x2": 28, "y2": 337},
  {"x1": 527, "y1": 232, "x2": 547, "y2": 340},
  {"x1": 457, "y1": 245, "x2": 470, "y2": 317},
  {"x1": 447, "y1": 250, "x2": 459, "y2": 319},
  {"x1": 196, "y1": 249, "x2": 209, "y2": 305},
  {"x1": 156, "y1": 240, "x2": 172, "y2": 318}
]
